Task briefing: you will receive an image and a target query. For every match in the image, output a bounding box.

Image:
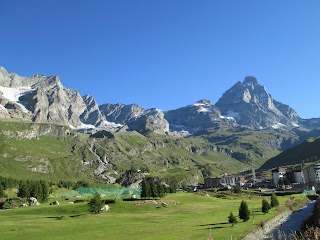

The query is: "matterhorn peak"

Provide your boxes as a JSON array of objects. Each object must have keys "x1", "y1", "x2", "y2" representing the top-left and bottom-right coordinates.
[
  {"x1": 196, "y1": 99, "x2": 212, "y2": 105},
  {"x1": 243, "y1": 76, "x2": 258, "y2": 85}
]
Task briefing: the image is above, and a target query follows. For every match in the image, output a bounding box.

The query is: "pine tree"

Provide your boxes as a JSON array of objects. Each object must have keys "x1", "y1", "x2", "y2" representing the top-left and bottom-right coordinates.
[
  {"x1": 239, "y1": 200, "x2": 250, "y2": 222},
  {"x1": 17, "y1": 181, "x2": 30, "y2": 198},
  {"x1": 150, "y1": 180, "x2": 158, "y2": 199},
  {"x1": 270, "y1": 193, "x2": 279, "y2": 207},
  {"x1": 0, "y1": 184, "x2": 5, "y2": 198},
  {"x1": 141, "y1": 179, "x2": 150, "y2": 199},
  {"x1": 40, "y1": 180, "x2": 49, "y2": 202},
  {"x1": 262, "y1": 199, "x2": 271, "y2": 214},
  {"x1": 157, "y1": 183, "x2": 165, "y2": 198},
  {"x1": 228, "y1": 212, "x2": 237, "y2": 226},
  {"x1": 89, "y1": 192, "x2": 104, "y2": 214},
  {"x1": 278, "y1": 177, "x2": 284, "y2": 187}
]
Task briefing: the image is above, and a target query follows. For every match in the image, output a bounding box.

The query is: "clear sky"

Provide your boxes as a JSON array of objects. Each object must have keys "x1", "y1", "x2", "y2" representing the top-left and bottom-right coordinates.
[{"x1": 1, "y1": 1, "x2": 319, "y2": 118}]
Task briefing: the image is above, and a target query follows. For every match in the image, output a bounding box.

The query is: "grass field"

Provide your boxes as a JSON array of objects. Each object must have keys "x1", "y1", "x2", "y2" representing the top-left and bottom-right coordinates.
[{"x1": 0, "y1": 192, "x2": 307, "y2": 240}]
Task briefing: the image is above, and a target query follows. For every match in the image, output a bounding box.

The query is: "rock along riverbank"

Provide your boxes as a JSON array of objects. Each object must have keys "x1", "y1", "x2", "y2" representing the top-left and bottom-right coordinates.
[{"x1": 241, "y1": 201, "x2": 315, "y2": 240}]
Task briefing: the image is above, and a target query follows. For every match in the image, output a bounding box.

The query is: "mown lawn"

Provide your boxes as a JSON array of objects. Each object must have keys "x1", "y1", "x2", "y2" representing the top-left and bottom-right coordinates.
[{"x1": 0, "y1": 192, "x2": 306, "y2": 240}]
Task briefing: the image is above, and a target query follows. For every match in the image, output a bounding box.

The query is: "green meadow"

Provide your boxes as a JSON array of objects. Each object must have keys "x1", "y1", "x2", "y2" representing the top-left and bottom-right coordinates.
[{"x1": 0, "y1": 192, "x2": 307, "y2": 240}]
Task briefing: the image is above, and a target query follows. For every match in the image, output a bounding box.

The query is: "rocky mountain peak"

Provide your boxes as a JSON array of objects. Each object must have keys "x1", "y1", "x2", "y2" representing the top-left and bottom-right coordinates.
[
  {"x1": 243, "y1": 76, "x2": 259, "y2": 85},
  {"x1": 216, "y1": 76, "x2": 300, "y2": 129},
  {"x1": 196, "y1": 99, "x2": 211, "y2": 105}
]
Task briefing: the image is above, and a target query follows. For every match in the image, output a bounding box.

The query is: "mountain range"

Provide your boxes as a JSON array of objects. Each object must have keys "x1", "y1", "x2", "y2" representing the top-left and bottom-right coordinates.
[
  {"x1": 1, "y1": 66, "x2": 320, "y2": 185},
  {"x1": 1, "y1": 66, "x2": 319, "y2": 135}
]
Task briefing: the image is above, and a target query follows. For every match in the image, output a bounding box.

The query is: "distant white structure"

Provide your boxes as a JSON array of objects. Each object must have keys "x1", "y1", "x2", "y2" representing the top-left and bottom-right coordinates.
[{"x1": 303, "y1": 163, "x2": 320, "y2": 185}]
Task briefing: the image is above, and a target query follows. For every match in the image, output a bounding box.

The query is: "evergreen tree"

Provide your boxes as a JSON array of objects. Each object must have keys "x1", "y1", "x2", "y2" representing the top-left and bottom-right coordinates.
[
  {"x1": 169, "y1": 183, "x2": 177, "y2": 193},
  {"x1": 157, "y1": 183, "x2": 165, "y2": 198},
  {"x1": 39, "y1": 180, "x2": 49, "y2": 202},
  {"x1": 262, "y1": 199, "x2": 271, "y2": 214},
  {"x1": 270, "y1": 193, "x2": 279, "y2": 208},
  {"x1": 150, "y1": 180, "x2": 158, "y2": 199},
  {"x1": 278, "y1": 177, "x2": 284, "y2": 187},
  {"x1": 17, "y1": 181, "x2": 30, "y2": 198},
  {"x1": 141, "y1": 179, "x2": 150, "y2": 199},
  {"x1": 0, "y1": 184, "x2": 5, "y2": 198},
  {"x1": 228, "y1": 212, "x2": 237, "y2": 226},
  {"x1": 239, "y1": 200, "x2": 250, "y2": 222},
  {"x1": 89, "y1": 192, "x2": 104, "y2": 214},
  {"x1": 30, "y1": 181, "x2": 43, "y2": 200}
]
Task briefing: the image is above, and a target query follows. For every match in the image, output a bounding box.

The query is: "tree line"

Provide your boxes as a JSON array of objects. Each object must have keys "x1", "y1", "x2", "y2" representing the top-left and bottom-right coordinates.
[{"x1": 140, "y1": 178, "x2": 176, "y2": 199}]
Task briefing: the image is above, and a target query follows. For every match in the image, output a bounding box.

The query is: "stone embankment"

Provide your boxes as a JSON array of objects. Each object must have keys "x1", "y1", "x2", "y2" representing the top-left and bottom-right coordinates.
[
  {"x1": 241, "y1": 210, "x2": 293, "y2": 240},
  {"x1": 242, "y1": 199, "x2": 316, "y2": 240}
]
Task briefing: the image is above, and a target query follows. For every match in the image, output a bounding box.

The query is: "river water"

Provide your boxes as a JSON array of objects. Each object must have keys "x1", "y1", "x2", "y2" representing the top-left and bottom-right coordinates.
[{"x1": 263, "y1": 201, "x2": 315, "y2": 239}]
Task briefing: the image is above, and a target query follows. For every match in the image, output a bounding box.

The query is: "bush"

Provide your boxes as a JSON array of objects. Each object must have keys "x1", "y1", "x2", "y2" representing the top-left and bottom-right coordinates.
[
  {"x1": 228, "y1": 212, "x2": 237, "y2": 226},
  {"x1": 88, "y1": 193, "x2": 104, "y2": 214}
]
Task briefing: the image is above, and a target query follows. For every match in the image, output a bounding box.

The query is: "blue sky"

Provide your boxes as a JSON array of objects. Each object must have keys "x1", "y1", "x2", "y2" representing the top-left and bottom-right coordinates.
[{"x1": 1, "y1": 1, "x2": 319, "y2": 118}]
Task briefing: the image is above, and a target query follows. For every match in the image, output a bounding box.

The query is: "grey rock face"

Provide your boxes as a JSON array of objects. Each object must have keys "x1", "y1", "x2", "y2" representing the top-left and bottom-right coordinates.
[
  {"x1": 0, "y1": 67, "x2": 87, "y2": 128},
  {"x1": 99, "y1": 103, "x2": 145, "y2": 124},
  {"x1": 165, "y1": 99, "x2": 235, "y2": 134},
  {"x1": 80, "y1": 95, "x2": 106, "y2": 127},
  {"x1": 215, "y1": 76, "x2": 300, "y2": 129},
  {"x1": 128, "y1": 108, "x2": 169, "y2": 134}
]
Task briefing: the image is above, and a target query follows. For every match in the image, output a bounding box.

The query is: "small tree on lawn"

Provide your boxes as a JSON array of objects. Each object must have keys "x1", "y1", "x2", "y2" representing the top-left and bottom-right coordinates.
[
  {"x1": 270, "y1": 193, "x2": 279, "y2": 208},
  {"x1": 262, "y1": 199, "x2": 271, "y2": 214},
  {"x1": 228, "y1": 212, "x2": 237, "y2": 226},
  {"x1": 89, "y1": 192, "x2": 104, "y2": 214},
  {"x1": 239, "y1": 200, "x2": 250, "y2": 222}
]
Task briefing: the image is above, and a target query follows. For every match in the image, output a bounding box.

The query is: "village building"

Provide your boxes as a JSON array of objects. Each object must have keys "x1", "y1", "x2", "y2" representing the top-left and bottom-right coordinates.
[{"x1": 303, "y1": 163, "x2": 320, "y2": 186}]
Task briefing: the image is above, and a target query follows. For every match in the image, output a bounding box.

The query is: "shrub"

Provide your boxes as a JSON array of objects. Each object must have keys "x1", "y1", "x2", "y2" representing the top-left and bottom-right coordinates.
[
  {"x1": 228, "y1": 212, "x2": 237, "y2": 226},
  {"x1": 262, "y1": 199, "x2": 271, "y2": 214},
  {"x1": 88, "y1": 193, "x2": 104, "y2": 214}
]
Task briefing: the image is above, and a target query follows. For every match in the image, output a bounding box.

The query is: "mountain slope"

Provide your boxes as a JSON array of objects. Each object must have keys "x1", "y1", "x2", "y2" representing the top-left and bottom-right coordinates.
[{"x1": 259, "y1": 136, "x2": 320, "y2": 170}]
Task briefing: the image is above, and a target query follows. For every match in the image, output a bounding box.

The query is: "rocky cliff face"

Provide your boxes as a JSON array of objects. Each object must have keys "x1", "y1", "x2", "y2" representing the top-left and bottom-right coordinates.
[
  {"x1": 165, "y1": 99, "x2": 236, "y2": 134},
  {"x1": 215, "y1": 76, "x2": 300, "y2": 129}
]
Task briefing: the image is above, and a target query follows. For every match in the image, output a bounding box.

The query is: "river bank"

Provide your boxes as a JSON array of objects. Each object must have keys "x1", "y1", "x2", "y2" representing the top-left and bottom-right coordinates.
[{"x1": 241, "y1": 201, "x2": 315, "y2": 240}]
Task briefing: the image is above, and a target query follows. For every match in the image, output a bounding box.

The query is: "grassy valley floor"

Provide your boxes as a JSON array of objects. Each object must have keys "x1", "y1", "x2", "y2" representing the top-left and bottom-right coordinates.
[{"x1": 0, "y1": 192, "x2": 307, "y2": 240}]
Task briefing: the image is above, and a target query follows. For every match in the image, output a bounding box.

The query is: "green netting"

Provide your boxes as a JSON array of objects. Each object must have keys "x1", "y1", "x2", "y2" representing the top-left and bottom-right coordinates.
[
  {"x1": 74, "y1": 187, "x2": 141, "y2": 198},
  {"x1": 302, "y1": 189, "x2": 316, "y2": 197}
]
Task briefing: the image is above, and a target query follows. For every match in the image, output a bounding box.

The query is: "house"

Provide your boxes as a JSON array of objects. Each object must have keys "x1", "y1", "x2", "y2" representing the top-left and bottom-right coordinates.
[
  {"x1": 272, "y1": 167, "x2": 286, "y2": 187},
  {"x1": 222, "y1": 175, "x2": 245, "y2": 186},
  {"x1": 204, "y1": 178, "x2": 222, "y2": 188},
  {"x1": 303, "y1": 163, "x2": 320, "y2": 186}
]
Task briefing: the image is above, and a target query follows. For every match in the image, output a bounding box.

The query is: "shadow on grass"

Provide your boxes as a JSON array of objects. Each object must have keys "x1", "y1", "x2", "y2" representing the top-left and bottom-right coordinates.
[
  {"x1": 45, "y1": 214, "x2": 86, "y2": 220},
  {"x1": 198, "y1": 222, "x2": 229, "y2": 227},
  {"x1": 198, "y1": 222, "x2": 230, "y2": 229}
]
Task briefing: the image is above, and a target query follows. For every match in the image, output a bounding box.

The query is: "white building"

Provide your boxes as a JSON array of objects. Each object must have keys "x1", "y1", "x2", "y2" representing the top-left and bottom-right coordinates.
[{"x1": 303, "y1": 163, "x2": 320, "y2": 186}]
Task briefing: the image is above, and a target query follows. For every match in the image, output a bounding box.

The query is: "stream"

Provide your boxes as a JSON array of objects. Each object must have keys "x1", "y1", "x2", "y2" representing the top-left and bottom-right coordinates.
[{"x1": 263, "y1": 201, "x2": 315, "y2": 239}]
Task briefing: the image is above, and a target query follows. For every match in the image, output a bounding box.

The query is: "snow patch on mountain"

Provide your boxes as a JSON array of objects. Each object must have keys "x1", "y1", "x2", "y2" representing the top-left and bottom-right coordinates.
[
  {"x1": 198, "y1": 106, "x2": 210, "y2": 112},
  {"x1": 0, "y1": 86, "x2": 33, "y2": 101},
  {"x1": 225, "y1": 110, "x2": 240, "y2": 120},
  {"x1": 75, "y1": 123, "x2": 96, "y2": 129},
  {"x1": 272, "y1": 122, "x2": 287, "y2": 129},
  {"x1": 0, "y1": 86, "x2": 35, "y2": 113},
  {"x1": 103, "y1": 120, "x2": 123, "y2": 128},
  {"x1": 220, "y1": 115, "x2": 235, "y2": 120}
]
